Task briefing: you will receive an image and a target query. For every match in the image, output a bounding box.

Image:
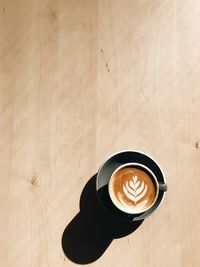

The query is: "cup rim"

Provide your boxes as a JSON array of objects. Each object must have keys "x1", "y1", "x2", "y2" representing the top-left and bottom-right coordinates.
[{"x1": 108, "y1": 162, "x2": 160, "y2": 214}]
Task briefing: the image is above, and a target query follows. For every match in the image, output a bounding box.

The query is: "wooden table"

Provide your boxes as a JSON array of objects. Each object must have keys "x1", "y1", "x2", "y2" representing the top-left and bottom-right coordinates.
[{"x1": 1, "y1": 0, "x2": 200, "y2": 266}]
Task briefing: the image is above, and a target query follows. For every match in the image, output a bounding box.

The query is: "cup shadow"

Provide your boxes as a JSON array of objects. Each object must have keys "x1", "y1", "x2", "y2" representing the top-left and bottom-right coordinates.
[{"x1": 62, "y1": 174, "x2": 144, "y2": 265}]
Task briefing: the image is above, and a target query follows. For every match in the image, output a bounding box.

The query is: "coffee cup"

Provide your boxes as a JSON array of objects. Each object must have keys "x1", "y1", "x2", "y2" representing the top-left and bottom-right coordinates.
[
  {"x1": 108, "y1": 162, "x2": 167, "y2": 214},
  {"x1": 96, "y1": 150, "x2": 167, "y2": 221}
]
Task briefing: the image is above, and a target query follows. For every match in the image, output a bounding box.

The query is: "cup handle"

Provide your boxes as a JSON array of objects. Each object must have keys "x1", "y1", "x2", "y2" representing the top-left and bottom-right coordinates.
[{"x1": 159, "y1": 182, "x2": 167, "y2": 192}]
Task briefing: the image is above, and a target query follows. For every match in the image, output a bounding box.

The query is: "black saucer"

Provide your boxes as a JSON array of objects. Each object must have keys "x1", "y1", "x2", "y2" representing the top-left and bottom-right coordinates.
[{"x1": 96, "y1": 150, "x2": 167, "y2": 221}]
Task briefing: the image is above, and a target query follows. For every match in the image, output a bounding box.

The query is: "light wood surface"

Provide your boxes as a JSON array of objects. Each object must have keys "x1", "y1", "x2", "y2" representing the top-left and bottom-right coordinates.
[{"x1": 1, "y1": 0, "x2": 200, "y2": 266}]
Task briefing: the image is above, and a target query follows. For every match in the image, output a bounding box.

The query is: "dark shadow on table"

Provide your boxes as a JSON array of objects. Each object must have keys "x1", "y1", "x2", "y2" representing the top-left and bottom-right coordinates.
[{"x1": 62, "y1": 174, "x2": 144, "y2": 265}]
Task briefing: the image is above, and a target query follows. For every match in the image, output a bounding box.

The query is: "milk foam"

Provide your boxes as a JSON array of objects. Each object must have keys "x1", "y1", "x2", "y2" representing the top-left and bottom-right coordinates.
[
  {"x1": 123, "y1": 175, "x2": 148, "y2": 204},
  {"x1": 114, "y1": 175, "x2": 149, "y2": 212}
]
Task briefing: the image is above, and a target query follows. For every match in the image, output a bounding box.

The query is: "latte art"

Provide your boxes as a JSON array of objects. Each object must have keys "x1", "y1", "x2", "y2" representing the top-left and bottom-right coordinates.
[
  {"x1": 123, "y1": 175, "x2": 148, "y2": 206},
  {"x1": 108, "y1": 166, "x2": 158, "y2": 213}
]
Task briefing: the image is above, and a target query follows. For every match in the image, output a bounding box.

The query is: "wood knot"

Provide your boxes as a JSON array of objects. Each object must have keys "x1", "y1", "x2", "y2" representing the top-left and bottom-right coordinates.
[
  {"x1": 106, "y1": 62, "x2": 110, "y2": 72},
  {"x1": 30, "y1": 176, "x2": 38, "y2": 186},
  {"x1": 195, "y1": 141, "x2": 199, "y2": 149}
]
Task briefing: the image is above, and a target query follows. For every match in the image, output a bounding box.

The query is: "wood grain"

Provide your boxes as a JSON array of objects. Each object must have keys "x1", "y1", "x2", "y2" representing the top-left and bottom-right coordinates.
[{"x1": 0, "y1": 0, "x2": 200, "y2": 266}]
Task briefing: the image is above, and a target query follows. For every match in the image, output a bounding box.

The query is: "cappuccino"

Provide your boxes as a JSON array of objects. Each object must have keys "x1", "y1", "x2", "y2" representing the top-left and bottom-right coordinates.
[{"x1": 108, "y1": 164, "x2": 158, "y2": 214}]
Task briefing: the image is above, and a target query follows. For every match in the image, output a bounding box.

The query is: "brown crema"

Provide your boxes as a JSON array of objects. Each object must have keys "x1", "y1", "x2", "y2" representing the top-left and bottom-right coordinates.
[{"x1": 109, "y1": 166, "x2": 157, "y2": 213}]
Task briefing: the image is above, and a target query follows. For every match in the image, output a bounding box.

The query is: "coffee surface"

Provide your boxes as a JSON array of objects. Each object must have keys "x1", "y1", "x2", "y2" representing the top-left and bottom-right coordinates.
[{"x1": 109, "y1": 166, "x2": 157, "y2": 213}]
